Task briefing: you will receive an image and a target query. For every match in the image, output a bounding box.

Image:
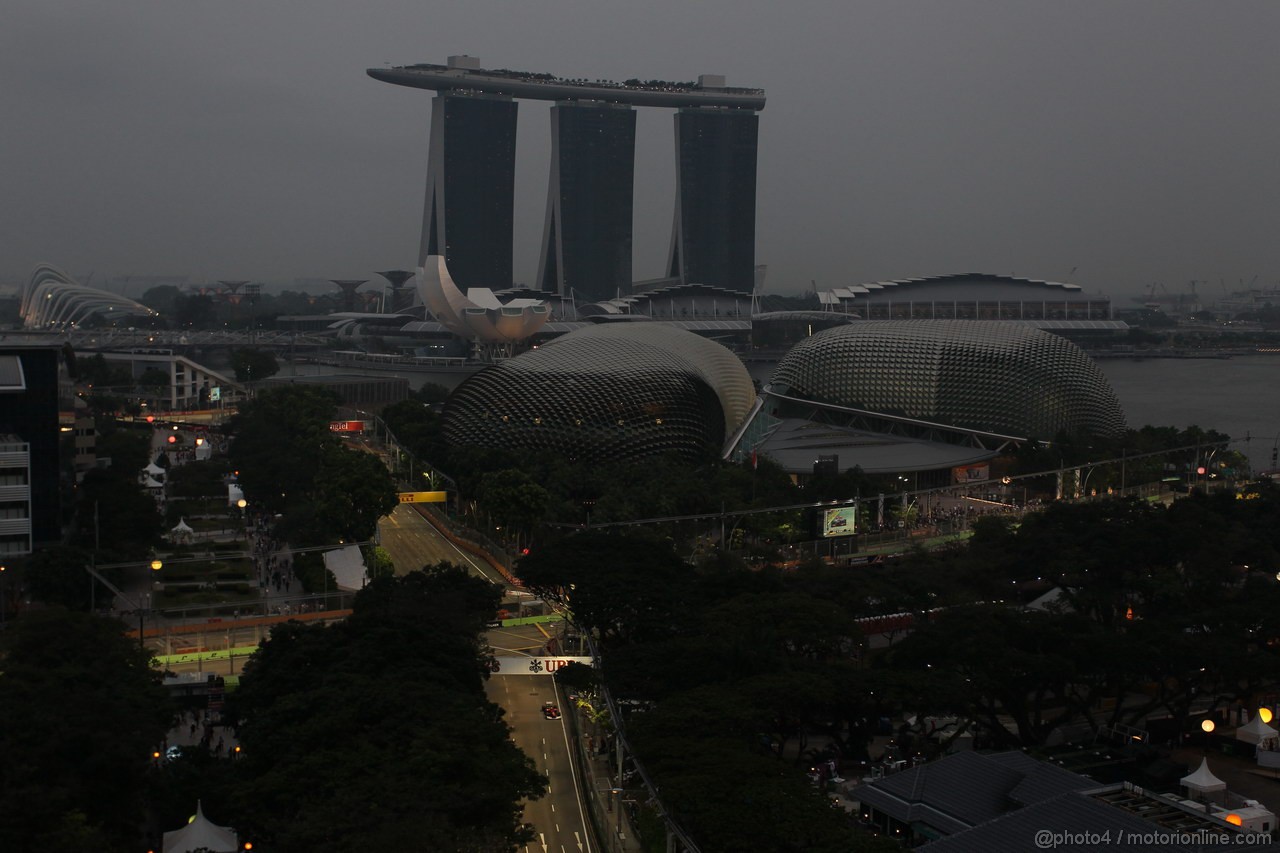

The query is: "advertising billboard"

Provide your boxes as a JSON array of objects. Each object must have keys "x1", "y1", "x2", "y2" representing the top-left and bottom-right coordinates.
[
  {"x1": 329, "y1": 420, "x2": 366, "y2": 433},
  {"x1": 821, "y1": 506, "x2": 857, "y2": 538},
  {"x1": 952, "y1": 463, "x2": 990, "y2": 484},
  {"x1": 397, "y1": 491, "x2": 447, "y2": 504},
  {"x1": 489, "y1": 656, "x2": 593, "y2": 676}
]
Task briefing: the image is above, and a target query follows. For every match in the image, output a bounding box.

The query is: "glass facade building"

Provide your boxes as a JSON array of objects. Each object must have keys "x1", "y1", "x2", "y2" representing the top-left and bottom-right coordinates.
[
  {"x1": 421, "y1": 93, "x2": 518, "y2": 289},
  {"x1": 537, "y1": 102, "x2": 636, "y2": 302},
  {"x1": 372, "y1": 60, "x2": 765, "y2": 298},
  {"x1": 668, "y1": 108, "x2": 760, "y2": 295}
]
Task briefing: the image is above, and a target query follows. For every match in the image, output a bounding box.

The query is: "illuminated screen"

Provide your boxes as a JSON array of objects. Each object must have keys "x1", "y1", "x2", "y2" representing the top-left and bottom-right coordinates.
[{"x1": 821, "y1": 506, "x2": 857, "y2": 538}]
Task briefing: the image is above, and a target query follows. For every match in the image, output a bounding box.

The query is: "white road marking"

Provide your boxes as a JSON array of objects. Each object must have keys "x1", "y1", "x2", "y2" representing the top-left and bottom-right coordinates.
[{"x1": 555, "y1": 682, "x2": 593, "y2": 853}]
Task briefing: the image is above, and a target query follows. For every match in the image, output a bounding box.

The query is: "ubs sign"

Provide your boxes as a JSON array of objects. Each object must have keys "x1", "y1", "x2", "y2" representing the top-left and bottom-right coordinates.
[{"x1": 490, "y1": 656, "x2": 593, "y2": 675}]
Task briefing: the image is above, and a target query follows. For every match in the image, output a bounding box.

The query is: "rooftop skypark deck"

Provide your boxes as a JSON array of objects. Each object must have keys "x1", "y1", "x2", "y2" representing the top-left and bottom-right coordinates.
[{"x1": 367, "y1": 63, "x2": 766, "y2": 110}]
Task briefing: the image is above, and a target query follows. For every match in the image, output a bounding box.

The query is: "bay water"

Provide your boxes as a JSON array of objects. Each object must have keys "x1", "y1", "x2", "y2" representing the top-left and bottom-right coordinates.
[{"x1": 1099, "y1": 353, "x2": 1280, "y2": 474}]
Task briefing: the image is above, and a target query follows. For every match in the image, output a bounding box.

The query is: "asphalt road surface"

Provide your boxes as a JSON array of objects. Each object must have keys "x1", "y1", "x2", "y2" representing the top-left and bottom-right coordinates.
[
  {"x1": 376, "y1": 503, "x2": 593, "y2": 852},
  {"x1": 490, "y1": 675, "x2": 593, "y2": 853},
  {"x1": 377, "y1": 503, "x2": 506, "y2": 583}
]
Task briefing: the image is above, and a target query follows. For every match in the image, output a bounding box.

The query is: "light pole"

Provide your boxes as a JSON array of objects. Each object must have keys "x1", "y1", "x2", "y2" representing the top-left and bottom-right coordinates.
[
  {"x1": 609, "y1": 787, "x2": 625, "y2": 849},
  {"x1": 84, "y1": 558, "x2": 163, "y2": 649},
  {"x1": 141, "y1": 560, "x2": 163, "y2": 649}
]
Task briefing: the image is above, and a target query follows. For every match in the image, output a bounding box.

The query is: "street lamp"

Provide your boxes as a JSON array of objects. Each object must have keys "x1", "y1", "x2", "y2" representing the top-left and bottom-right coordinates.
[
  {"x1": 609, "y1": 787, "x2": 625, "y2": 847},
  {"x1": 85, "y1": 559, "x2": 162, "y2": 649}
]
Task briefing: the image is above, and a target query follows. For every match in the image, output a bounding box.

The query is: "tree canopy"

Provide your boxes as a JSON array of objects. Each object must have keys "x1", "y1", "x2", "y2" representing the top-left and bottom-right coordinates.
[
  {"x1": 227, "y1": 386, "x2": 397, "y2": 544},
  {"x1": 227, "y1": 566, "x2": 545, "y2": 852},
  {"x1": 0, "y1": 609, "x2": 172, "y2": 853}
]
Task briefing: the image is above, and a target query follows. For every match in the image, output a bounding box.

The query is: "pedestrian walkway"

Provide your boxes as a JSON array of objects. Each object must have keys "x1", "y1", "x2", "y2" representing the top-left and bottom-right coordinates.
[
  {"x1": 567, "y1": 705, "x2": 644, "y2": 852},
  {"x1": 159, "y1": 706, "x2": 241, "y2": 762}
]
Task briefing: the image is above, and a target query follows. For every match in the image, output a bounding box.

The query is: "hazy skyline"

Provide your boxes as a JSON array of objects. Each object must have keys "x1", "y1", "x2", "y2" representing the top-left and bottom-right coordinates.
[{"x1": 4, "y1": 0, "x2": 1278, "y2": 302}]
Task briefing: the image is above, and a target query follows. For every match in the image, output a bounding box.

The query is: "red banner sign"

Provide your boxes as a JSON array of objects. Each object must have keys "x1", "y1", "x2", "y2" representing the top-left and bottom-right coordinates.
[{"x1": 329, "y1": 421, "x2": 365, "y2": 433}]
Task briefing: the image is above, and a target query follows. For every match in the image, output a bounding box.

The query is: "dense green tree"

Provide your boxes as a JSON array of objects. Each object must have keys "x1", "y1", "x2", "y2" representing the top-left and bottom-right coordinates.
[
  {"x1": 379, "y1": 398, "x2": 450, "y2": 476},
  {"x1": 165, "y1": 458, "x2": 233, "y2": 499},
  {"x1": 412, "y1": 382, "x2": 452, "y2": 404},
  {"x1": 229, "y1": 348, "x2": 279, "y2": 383},
  {"x1": 138, "y1": 284, "x2": 182, "y2": 316},
  {"x1": 73, "y1": 467, "x2": 163, "y2": 558},
  {"x1": 889, "y1": 605, "x2": 1105, "y2": 747},
  {"x1": 627, "y1": 721, "x2": 890, "y2": 853},
  {"x1": 0, "y1": 609, "x2": 171, "y2": 853},
  {"x1": 136, "y1": 367, "x2": 170, "y2": 395},
  {"x1": 228, "y1": 567, "x2": 543, "y2": 852},
  {"x1": 227, "y1": 386, "x2": 338, "y2": 514},
  {"x1": 517, "y1": 530, "x2": 697, "y2": 644},
  {"x1": 308, "y1": 443, "x2": 398, "y2": 542},
  {"x1": 364, "y1": 544, "x2": 395, "y2": 579},
  {"x1": 172, "y1": 293, "x2": 216, "y2": 329},
  {"x1": 20, "y1": 545, "x2": 105, "y2": 611},
  {"x1": 94, "y1": 423, "x2": 152, "y2": 475},
  {"x1": 478, "y1": 468, "x2": 550, "y2": 547},
  {"x1": 76, "y1": 354, "x2": 134, "y2": 391}
]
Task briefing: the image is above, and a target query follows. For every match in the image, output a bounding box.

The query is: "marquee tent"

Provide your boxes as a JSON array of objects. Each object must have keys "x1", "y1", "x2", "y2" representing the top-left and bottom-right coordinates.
[
  {"x1": 162, "y1": 801, "x2": 238, "y2": 853},
  {"x1": 1180, "y1": 758, "x2": 1226, "y2": 797},
  {"x1": 1236, "y1": 714, "x2": 1278, "y2": 746}
]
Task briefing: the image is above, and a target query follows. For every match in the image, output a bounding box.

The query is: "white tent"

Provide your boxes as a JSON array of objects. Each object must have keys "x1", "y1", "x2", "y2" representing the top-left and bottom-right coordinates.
[
  {"x1": 142, "y1": 475, "x2": 164, "y2": 489},
  {"x1": 1180, "y1": 757, "x2": 1226, "y2": 796},
  {"x1": 323, "y1": 545, "x2": 368, "y2": 591},
  {"x1": 162, "y1": 801, "x2": 238, "y2": 853},
  {"x1": 145, "y1": 460, "x2": 166, "y2": 477},
  {"x1": 170, "y1": 517, "x2": 195, "y2": 545},
  {"x1": 1236, "y1": 714, "x2": 1278, "y2": 745}
]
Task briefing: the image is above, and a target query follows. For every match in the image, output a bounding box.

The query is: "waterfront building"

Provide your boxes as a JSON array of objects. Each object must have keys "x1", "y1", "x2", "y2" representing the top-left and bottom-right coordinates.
[
  {"x1": 817, "y1": 274, "x2": 1115, "y2": 322},
  {"x1": 420, "y1": 86, "x2": 519, "y2": 289},
  {"x1": 537, "y1": 102, "x2": 636, "y2": 301},
  {"x1": 731, "y1": 321, "x2": 1126, "y2": 477},
  {"x1": 443, "y1": 324, "x2": 755, "y2": 463},
  {"x1": 668, "y1": 104, "x2": 760, "y2": 294},
  {"x1": 369, "y1": 58, "x2": 765, "y2": 296},
  {"x1": 416, "y1": 255, "x2": 549, "y2": 351}
]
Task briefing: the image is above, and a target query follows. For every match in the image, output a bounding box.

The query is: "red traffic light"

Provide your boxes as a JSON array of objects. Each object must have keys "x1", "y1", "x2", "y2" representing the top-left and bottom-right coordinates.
[{"x1": 167, "y1": 435, "x2": 177, "y2": 444}]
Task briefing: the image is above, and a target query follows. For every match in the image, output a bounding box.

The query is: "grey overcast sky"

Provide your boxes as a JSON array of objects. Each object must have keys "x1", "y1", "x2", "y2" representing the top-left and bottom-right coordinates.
[{"x1": 3, "y1": 0, "x2": 1278, "y2": 302}]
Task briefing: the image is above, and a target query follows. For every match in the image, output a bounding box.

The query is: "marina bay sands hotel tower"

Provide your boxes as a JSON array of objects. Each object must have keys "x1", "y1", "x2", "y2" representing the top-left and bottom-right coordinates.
[{"x1": 368, "y1": 56, "x2": 766, "y2": 301}]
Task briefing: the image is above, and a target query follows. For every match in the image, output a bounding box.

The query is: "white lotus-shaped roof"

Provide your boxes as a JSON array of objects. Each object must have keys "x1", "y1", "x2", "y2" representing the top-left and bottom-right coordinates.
[{"x1": 417, "y1": 255, "x2": 549, "y2": 343}]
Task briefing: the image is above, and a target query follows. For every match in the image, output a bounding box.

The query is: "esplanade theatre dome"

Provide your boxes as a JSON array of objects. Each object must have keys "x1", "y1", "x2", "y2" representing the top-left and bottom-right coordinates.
[
  {"x1": 771, "y1": 321, "x2": 1125, "y2": 439},
  {"x1": 443, "y1": 324, "x2": 755, "y2": 462}
]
